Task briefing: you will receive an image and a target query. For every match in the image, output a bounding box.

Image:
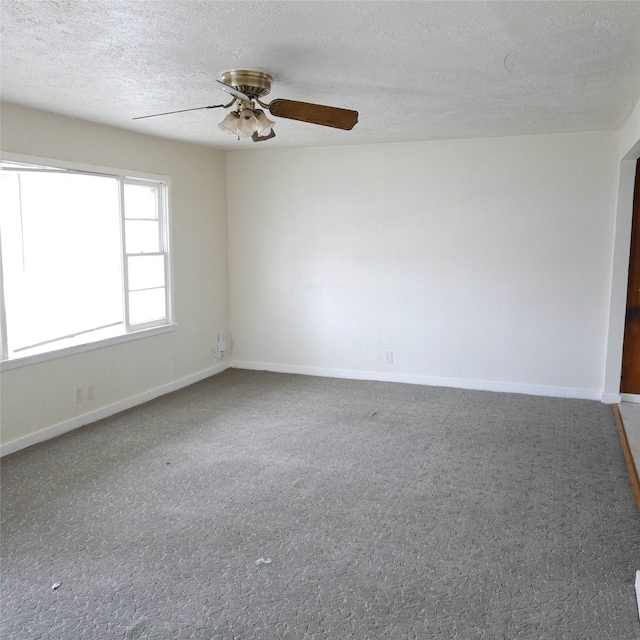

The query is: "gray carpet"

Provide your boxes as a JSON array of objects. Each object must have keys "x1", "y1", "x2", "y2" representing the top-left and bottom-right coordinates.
[{"x1": 1, "y1": 368, "x2": 638, "y2": 639}]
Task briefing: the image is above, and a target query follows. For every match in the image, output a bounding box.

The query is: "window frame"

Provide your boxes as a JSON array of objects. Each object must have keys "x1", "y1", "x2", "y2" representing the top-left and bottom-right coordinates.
[
  {"x1": 121, "y1": 177, "x2": 172, "y2": 332},
  {"x1": 0, "y1": 152, "x2": 175, "y2": 370}
]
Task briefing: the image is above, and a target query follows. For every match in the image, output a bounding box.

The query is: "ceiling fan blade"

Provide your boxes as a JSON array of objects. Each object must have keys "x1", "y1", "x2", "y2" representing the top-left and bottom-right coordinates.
[
  {"x1": 215, "y1": 79, "x2": 252, "y2": 104},
  {"x1": 133, "y1": 103, "x2": 228, "y2": 120},
  {"x1": 266, "y1": 99, "x2": 358, "y2": 130},
  {"x1": 252, "y1": 129, "x2": 276, "y2": 142}
]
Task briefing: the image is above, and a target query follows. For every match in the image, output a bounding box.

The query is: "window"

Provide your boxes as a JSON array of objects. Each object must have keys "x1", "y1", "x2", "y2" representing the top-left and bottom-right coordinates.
[{"x1": 0, "y1": 155, "x2": 172, "y2": 363}]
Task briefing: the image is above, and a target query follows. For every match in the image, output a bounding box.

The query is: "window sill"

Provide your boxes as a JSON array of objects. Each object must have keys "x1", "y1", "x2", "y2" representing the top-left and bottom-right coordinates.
[{"x1": 0, "y1": 324, "x2": 177, "y2": 371}]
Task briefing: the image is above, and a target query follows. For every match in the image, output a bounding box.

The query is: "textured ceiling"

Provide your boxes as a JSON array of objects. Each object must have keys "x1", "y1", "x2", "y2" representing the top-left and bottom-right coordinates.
[{"x1": 2, "y1": 1, "x2": 640, "y2": 150}]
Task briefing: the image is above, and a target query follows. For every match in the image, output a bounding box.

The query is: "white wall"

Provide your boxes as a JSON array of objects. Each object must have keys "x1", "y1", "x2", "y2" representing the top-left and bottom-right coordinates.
[
  {"x1": 0, "y1": 105, "x2": 625, "y2": 454},
  {"x1": 0, "y1": 103, "x2": 230, "y2": 453},
  {"x1": 227, "y1": 132, "x2": 619, "y2": 398}
]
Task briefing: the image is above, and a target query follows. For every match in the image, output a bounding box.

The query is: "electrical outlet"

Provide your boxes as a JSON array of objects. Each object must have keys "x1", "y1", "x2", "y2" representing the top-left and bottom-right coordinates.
[
  {"x1": 87, "y1": 383, "x2": 95, "y2": 401},
  {"x1": 384, "y1": 350, "x2": 394, "y2": 364},
  {"x1": 217, "y1": 333, "x2": 226, "y2": 359},
  {"x1": 74, "y1": 386, "x2": 84, "y2": 404}
]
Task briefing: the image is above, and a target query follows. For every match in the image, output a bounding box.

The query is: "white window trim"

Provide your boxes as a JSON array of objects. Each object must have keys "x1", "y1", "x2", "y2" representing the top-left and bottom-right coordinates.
[
  {"x1": 0, "y1": 323, "x2": 177, "y2": 371},
  {"x1": 122, "y1": 176, "x2": 172, "y2": 332},
  {"x1": 0, "y1": 152, "x2": 175, "y2": 366}
]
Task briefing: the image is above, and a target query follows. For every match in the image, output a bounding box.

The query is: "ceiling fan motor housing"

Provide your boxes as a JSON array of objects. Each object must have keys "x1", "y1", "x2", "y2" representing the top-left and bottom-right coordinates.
[{"x1": 220, "y1": 70, "x2": 272, "y2": 99}]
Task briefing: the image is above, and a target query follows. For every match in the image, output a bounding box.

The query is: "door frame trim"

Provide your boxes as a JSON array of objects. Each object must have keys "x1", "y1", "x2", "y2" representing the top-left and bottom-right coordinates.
[{"x1": 604, "y1": 149, "x2": 640, "y2": 402}]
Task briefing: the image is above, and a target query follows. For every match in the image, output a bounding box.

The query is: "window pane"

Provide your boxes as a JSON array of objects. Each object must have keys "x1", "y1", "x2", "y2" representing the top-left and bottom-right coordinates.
[
  {"x1": 0, "y1": 160, "x2": 171, "y2": 358},
  {"x1": 0, "y1": 171, "x2": 123, "y2": 353},
  {"x1": 127, "y1": 255, "x2": 165, "y2": 291},
  {"x1": 125, "y1": 220, "x2": 160, "y2": 253},
  {"x1": 129, "y1": 288, "x2": 166, "y2": 325},
  {"x1": 124, "y1": 183, "x2": 158, "y2": 219}
]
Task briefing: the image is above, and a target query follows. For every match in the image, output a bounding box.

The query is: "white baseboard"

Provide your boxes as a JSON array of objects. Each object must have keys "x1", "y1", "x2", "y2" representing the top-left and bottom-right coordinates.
[
  {"x1": 0, "y1": 362, "x2": 231, "y2": 457},
  {"x1": 621, "y1": 393, "x2": 640, "y2": 404},
  {"x1": 602, "y1": 393, "x2": 623, "y2": 404},
  {"x1": 231, "y1": 361, "x2": 601, "y2": 401},
  {"x1": 2, "y1": 361, "x2": 604, "y2": 457}
]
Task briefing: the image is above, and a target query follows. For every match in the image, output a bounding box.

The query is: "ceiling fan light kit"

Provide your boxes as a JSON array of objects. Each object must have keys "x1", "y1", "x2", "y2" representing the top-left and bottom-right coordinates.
[
  {"x1": 135, "y1": 69, "x2": 358, "y2": 144},
  {"x1": 218, "y1": 111, "x2": 240, "y2": 136},
  {"x1": 219, "y1": 105, "x2": 275, "y2": 140},
  {"x1": 255, "y1": 110, "x2": 275, "y2": 133}
]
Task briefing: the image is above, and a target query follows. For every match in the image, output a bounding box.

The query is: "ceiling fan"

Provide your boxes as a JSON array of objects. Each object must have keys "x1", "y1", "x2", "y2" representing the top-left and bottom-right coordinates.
[{"x1": 134, "y1": 70, "x2": 359, "y2": 142}]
